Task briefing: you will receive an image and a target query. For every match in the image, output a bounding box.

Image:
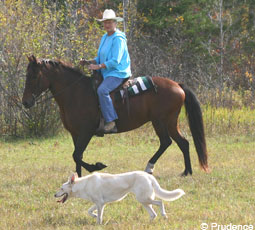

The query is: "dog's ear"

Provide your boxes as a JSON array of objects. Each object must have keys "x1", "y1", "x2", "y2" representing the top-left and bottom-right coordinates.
[
  {"x1": 71, "y1": 174, "x2": 75, "y2": 184},
  {"x1": 71, "y1": 173, "x2": 79, "y2": 193},
  {"x1": 74, "y1": 172, "x2": 78, "y2": 180},
  {"x1": 68, "y1": 172, "x2": 76, "y2": 184}
]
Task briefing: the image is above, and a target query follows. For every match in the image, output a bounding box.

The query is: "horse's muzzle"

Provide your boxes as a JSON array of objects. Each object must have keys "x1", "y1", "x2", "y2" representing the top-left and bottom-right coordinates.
[{"x1": 22, "y1": 98, "x2": 35, "y2": 109}]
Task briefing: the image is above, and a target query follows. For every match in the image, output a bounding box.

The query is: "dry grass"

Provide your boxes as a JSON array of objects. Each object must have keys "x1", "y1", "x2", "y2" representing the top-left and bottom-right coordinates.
[{"x1": 0, "y1": 124, "x2": 255, "y2": 229}]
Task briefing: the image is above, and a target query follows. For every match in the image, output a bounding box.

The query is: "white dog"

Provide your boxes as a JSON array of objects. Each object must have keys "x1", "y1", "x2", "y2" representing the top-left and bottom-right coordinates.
[{"x1": 55, "y1": 171, "x2": 185, "y2": 224}]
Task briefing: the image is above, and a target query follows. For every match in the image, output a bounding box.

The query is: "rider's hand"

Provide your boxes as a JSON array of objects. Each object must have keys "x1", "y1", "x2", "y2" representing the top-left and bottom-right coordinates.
[
  {"x1": 89, "y1": 64, "x2": 101, "y2": 70},
  {"x1": 79, "y1": 58, "x2": 89, "y2": 66}
]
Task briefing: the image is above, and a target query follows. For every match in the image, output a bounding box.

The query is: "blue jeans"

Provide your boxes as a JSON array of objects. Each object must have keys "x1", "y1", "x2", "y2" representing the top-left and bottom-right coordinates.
[{"x1": 97, "y1": 76, "x2": 124, "y2": 123}]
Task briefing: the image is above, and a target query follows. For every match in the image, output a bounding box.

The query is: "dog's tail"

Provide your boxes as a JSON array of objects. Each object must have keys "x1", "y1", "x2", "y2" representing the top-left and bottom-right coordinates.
[{"x1": 151, "y1": 176, "x2": 185, "y2": 201}]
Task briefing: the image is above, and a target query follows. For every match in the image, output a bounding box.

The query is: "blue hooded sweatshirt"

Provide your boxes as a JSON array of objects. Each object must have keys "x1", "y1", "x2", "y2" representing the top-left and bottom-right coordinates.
[{"x1": 94, "y1": 29, "x2": 131, "y2": 79}]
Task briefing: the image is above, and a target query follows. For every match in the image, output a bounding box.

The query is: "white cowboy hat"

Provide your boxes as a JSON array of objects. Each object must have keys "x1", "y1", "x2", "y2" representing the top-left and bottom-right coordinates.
[{"x1": 97, "y1": 9, "x2": 123, "y2": 22}]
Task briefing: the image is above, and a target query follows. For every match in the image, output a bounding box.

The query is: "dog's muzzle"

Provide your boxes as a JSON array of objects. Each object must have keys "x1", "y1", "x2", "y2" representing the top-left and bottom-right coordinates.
[{"x1": 55, "y1": 193, "x2": 68, "y2": 203}]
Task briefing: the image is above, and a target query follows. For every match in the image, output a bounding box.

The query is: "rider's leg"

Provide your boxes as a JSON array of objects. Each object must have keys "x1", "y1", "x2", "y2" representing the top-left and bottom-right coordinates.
[{"x1": 97, "y1": 76, "x2": 123, "y2": 132}]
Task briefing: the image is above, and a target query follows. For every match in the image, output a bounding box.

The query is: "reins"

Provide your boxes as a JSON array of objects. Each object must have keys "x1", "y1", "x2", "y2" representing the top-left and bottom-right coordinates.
[{"x1": 34, "y1": 75, "x2": 85, "y2": 105}]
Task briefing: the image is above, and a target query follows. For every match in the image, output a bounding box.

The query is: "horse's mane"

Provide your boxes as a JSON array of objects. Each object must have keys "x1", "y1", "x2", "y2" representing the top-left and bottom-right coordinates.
[{"x1": 39, "y1": 59, "x2": 86, "y2": 77}]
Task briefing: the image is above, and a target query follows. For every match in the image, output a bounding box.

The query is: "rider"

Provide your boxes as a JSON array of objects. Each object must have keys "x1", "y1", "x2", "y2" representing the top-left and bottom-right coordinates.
[{"x1": 81, "y1": 9, "x2": 131, "y2": 133}]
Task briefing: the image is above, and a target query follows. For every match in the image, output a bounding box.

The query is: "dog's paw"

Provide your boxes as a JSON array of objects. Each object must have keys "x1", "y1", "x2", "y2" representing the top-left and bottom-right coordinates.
[
  {"x1": 88, "y1": 212, "x2": 97, "y2": 218},
  {"x1": 162, "y1": 214, "x2": 168, "y2": 219}
]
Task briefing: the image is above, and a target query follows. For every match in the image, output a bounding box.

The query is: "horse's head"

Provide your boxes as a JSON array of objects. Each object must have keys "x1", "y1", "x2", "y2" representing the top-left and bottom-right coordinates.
[{"x1": 22, "y1": 55, "x2": 50, "y2": 108}]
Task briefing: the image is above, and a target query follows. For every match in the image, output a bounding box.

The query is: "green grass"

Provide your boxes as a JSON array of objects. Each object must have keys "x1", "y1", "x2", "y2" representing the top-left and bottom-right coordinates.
[{"x1": 0, "y1": 125, "x2": 255, "y2": 230}]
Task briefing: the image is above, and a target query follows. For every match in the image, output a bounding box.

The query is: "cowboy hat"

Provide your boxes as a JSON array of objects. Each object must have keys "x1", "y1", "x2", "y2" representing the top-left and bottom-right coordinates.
[{"x1": 97, "y1": 9, "x2": 123, "y2": 22}]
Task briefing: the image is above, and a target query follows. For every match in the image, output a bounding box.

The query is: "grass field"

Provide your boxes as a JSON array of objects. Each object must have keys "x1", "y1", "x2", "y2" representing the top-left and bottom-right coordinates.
[{"x1": 0, "y1": 124, "x2": 255, "y2": 230}]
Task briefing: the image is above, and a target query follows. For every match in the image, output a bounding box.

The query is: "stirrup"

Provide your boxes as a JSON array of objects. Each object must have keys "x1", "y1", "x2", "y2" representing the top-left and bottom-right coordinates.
[
  {"x1": 95, "y1": 118, "x2": 118, "y2": 136},
  {"x1": 103, "y1": 121, "x2": 117, "y2": 134},
  {"x1": 95, "y1": 116, "x2": 105, "y2": 137}
]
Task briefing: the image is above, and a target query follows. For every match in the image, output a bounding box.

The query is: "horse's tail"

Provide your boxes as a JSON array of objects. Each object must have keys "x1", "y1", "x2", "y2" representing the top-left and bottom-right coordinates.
[{"x1": 179, "y1": 84, "x2": 209, "y2": 172}]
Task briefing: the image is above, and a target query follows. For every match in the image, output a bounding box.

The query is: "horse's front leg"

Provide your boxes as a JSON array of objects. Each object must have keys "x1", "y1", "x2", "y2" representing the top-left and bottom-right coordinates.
[{"x1": 72, "y1": 134, "x2": 107, "y2": 177}]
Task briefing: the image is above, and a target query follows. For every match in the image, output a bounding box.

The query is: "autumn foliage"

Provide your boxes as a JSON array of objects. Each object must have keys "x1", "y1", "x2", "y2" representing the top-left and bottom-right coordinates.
[{"x1": 1, "y1": 0, "x2": 255, "y2": 136}]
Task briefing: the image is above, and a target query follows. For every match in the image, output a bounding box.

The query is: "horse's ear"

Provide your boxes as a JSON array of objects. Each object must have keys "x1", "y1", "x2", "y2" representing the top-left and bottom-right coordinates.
[
  {"x1": 27, "y1": 55, "x2": 38, "y2": 64},
  {"x1": 27, "y1": 55, "x2": 33, "y2": 62}
]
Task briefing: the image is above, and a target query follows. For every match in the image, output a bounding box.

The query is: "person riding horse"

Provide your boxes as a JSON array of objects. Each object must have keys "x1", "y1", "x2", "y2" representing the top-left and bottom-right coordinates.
[
  {"x1": 22, "y1": 12, "x2": 209, "y2": 177},
  {"x1": 80, "y1": 9, "x2": 131, "y2": 134}
]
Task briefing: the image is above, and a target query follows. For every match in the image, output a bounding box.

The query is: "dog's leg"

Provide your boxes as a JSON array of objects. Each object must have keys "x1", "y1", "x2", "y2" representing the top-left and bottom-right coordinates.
[
  {"x1": 142, "y1": 204, "x2": 157, "y2": 220},
  {"x1": 151, "y1": 200, "x2": 167, "y2": 218},
  {"x1": 136, "y1": 191, "x2": 157, "y2": 220},
  {"x1": 96, "y1": 204, "x2": 105, "y2": 225},
  {"x1": 88, "y1": 205, "x2": 97, "y2": 218}
]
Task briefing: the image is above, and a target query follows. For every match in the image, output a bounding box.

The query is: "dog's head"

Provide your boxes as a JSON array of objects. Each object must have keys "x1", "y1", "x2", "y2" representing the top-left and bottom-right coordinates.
[{"x1": 54, "y1": 173, "x2": 78, "y2": 203}]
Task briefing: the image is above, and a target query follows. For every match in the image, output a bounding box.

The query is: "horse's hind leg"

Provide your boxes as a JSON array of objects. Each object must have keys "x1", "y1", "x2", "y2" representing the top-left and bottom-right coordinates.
[
  {"x1": 168, "y1": 123, "x2": 192, "y2": 176},
  {"x1": 145, "y1": 120, "x2": 172, "y2": 174}
]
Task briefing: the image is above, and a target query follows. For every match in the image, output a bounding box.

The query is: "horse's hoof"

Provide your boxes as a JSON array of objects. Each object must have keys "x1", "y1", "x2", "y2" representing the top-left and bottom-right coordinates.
[
  {"x1": 180, "y1": 172, "x2": 187, "y2": 177},
  {"x1": 180, "y1": 170, "x2": 192, "y2": 177},
  {"x1": 95, "y1": 162, "x2": 107, "y2": 170},
  {"x1": 144, "y1": 162, "x2": 154, "y2": 174}
]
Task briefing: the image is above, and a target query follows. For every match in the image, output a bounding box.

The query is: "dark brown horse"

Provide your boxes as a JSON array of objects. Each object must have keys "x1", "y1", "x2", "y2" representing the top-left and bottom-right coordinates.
[{"x1": 22, "y1": 55, "x2": 209, "y2": 177}]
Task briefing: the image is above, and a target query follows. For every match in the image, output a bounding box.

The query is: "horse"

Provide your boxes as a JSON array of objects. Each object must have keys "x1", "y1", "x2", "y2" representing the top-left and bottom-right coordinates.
[{"x1": 22, "y1": 55, "x2": 209, "y2": 177}]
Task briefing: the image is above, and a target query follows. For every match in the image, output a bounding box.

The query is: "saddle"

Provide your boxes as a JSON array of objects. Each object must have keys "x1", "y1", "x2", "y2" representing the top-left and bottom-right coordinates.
[
  {"x1": 91, "y1": 71, "x2": 157, "y2": 137},
  {"x1": 91, "y1": 70, "x2": 130, "y2": 96}
]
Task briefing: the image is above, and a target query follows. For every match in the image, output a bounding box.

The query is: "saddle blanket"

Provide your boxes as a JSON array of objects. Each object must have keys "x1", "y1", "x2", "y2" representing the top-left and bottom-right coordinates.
[{"x1": 115, "y1": 76, "x2": 156, "y2": 100}]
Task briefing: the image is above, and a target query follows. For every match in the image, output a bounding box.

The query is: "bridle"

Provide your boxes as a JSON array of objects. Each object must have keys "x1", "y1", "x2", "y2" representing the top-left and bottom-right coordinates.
[
  {"x1": 32, "y1": 88, "x2": 51, "y2": 105},
  {"x1": 32, "y1": 72, "x2": 85, "y2": 105}
]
